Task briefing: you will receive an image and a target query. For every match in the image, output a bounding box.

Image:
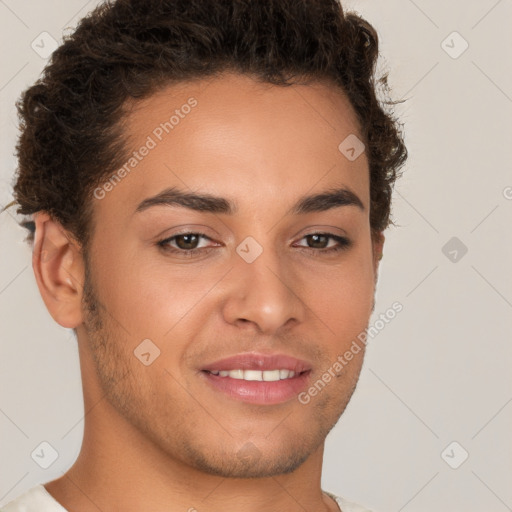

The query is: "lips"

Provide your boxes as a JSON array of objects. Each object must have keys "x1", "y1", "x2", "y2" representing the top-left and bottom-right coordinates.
[
  {"x1": 200, "y1": 352, "x2": 312, "y2": 405},
  {"x1": 201, "y1": 353, "x2": 312, "y2": 373}
]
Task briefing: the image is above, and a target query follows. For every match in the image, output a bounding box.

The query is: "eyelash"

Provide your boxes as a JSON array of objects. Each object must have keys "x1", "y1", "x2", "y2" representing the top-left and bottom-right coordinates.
[{"x1": 157, "y1": 232, "x2": 352, "y2": 257}]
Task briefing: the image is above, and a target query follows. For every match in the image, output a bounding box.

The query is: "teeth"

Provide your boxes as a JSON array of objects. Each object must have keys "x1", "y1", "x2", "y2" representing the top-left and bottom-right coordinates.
[
  {"x1": 244, "y1": 370, "x2": 263, "y2": 381},
  {"x1": 209, "y1": 369, "x2": 298, "y2": 381},
  {"x1": 262, "y1": 369, "x2": 280, "y2": 381}
]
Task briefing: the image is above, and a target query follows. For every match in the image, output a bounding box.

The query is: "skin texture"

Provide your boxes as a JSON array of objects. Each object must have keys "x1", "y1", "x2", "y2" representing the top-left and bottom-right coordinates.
[{"x1": 33, "y1": 73, "x2": 384, "y2": 512}]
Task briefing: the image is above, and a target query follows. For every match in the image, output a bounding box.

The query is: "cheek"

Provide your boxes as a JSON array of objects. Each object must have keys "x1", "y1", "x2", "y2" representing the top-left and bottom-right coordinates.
[
  {"x1": 294, "y1": 251, "x2": 376, "y2": 337},
  {"x1": 94, "y1": 247, "x2": 226, "y2": 342}
]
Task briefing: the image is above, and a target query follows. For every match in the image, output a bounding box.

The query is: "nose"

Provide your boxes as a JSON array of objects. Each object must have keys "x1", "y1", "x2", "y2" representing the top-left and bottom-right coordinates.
[{"x1": 221, "y1": 245, "x2": 305, "y2": 335}]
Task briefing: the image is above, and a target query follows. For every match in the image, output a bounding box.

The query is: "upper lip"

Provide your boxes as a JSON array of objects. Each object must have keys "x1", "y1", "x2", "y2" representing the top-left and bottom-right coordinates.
[{"x1": 201, "y1": 352, "x2": 312, "y2": 373}]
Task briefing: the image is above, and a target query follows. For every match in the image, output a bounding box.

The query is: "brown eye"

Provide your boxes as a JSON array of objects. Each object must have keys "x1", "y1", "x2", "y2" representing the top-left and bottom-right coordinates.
[
  {"x1": 157, "y1": 232, "x2": 214, "y2": 253},
  {"x1": 305, "y1": 234, "x2": 330, "y2": 249},
  {"x1": 294, "y1": 233, "x2": 352, "y2": 254},
  {"x1": 174, "y1": 234, "x2": 201, "y2": 250}
]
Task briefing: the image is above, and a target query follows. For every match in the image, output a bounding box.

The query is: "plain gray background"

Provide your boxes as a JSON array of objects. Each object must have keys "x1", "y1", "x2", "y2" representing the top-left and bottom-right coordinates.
[{"x1": 1, "y1": 1, "x2": 511, "y2": 510}]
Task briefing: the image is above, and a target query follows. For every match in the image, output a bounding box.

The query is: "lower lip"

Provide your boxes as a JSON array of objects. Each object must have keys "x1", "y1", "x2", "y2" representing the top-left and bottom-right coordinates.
[{"x1": 201, "y1": 371, "x2": 311, "y2": 405}]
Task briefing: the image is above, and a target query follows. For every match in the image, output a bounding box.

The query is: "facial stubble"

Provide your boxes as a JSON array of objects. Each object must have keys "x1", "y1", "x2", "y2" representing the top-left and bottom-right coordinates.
[{"x1": 79, "y1": 254, "x2": 364, "y2": 479}]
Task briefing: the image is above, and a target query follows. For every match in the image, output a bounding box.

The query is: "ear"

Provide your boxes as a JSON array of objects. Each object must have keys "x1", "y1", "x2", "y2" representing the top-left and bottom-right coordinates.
[
  {"x1": 32, "y1": 212, "x2": 85, "y2": 328},
  {"x1": 372, "y1": 231, "x2": 385, "y2": 280}
]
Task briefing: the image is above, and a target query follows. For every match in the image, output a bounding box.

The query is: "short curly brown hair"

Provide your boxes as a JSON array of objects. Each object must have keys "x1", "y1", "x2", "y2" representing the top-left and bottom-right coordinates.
[{"x1": 9, "y1": 0, "x2": 407, "y2": 252}]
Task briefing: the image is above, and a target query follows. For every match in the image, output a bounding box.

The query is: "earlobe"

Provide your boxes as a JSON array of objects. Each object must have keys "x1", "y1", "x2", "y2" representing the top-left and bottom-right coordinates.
[{"x1": 32, "y1": 212, "x2": 85, "y2": 328}]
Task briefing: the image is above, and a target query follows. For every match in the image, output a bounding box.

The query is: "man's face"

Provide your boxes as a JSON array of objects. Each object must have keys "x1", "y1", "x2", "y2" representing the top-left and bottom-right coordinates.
[{"x1": 78, "y1": 73, "x2": 381, "y2": 478}]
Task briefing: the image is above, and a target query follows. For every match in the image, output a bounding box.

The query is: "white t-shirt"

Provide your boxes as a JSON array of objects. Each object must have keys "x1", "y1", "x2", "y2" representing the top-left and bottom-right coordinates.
[{"x1": 1, "y1": 484, "x2": 373, "y2": 512}]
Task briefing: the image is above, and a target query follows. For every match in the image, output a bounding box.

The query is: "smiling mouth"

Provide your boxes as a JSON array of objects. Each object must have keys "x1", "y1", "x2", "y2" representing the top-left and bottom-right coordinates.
[{"x1": 201, "y1": 368, "x2": 311, "y2": 405}]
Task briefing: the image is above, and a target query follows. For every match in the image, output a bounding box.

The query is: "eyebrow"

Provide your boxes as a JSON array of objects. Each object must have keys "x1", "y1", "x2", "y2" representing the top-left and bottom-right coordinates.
[{"x1": 134, "y1": 186, "x2": 365, "y2": 216}]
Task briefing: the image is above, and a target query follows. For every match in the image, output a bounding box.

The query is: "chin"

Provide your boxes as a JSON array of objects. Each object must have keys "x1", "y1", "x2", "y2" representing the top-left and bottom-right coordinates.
[{"x1": 184, "y1": 444, "x2": 313, "y2": 478}]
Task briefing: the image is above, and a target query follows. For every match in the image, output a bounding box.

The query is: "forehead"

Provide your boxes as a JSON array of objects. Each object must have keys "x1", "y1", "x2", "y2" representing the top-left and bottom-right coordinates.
[{"x1": 96, "y1": 73, "x2": 369, "y2": 219}]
